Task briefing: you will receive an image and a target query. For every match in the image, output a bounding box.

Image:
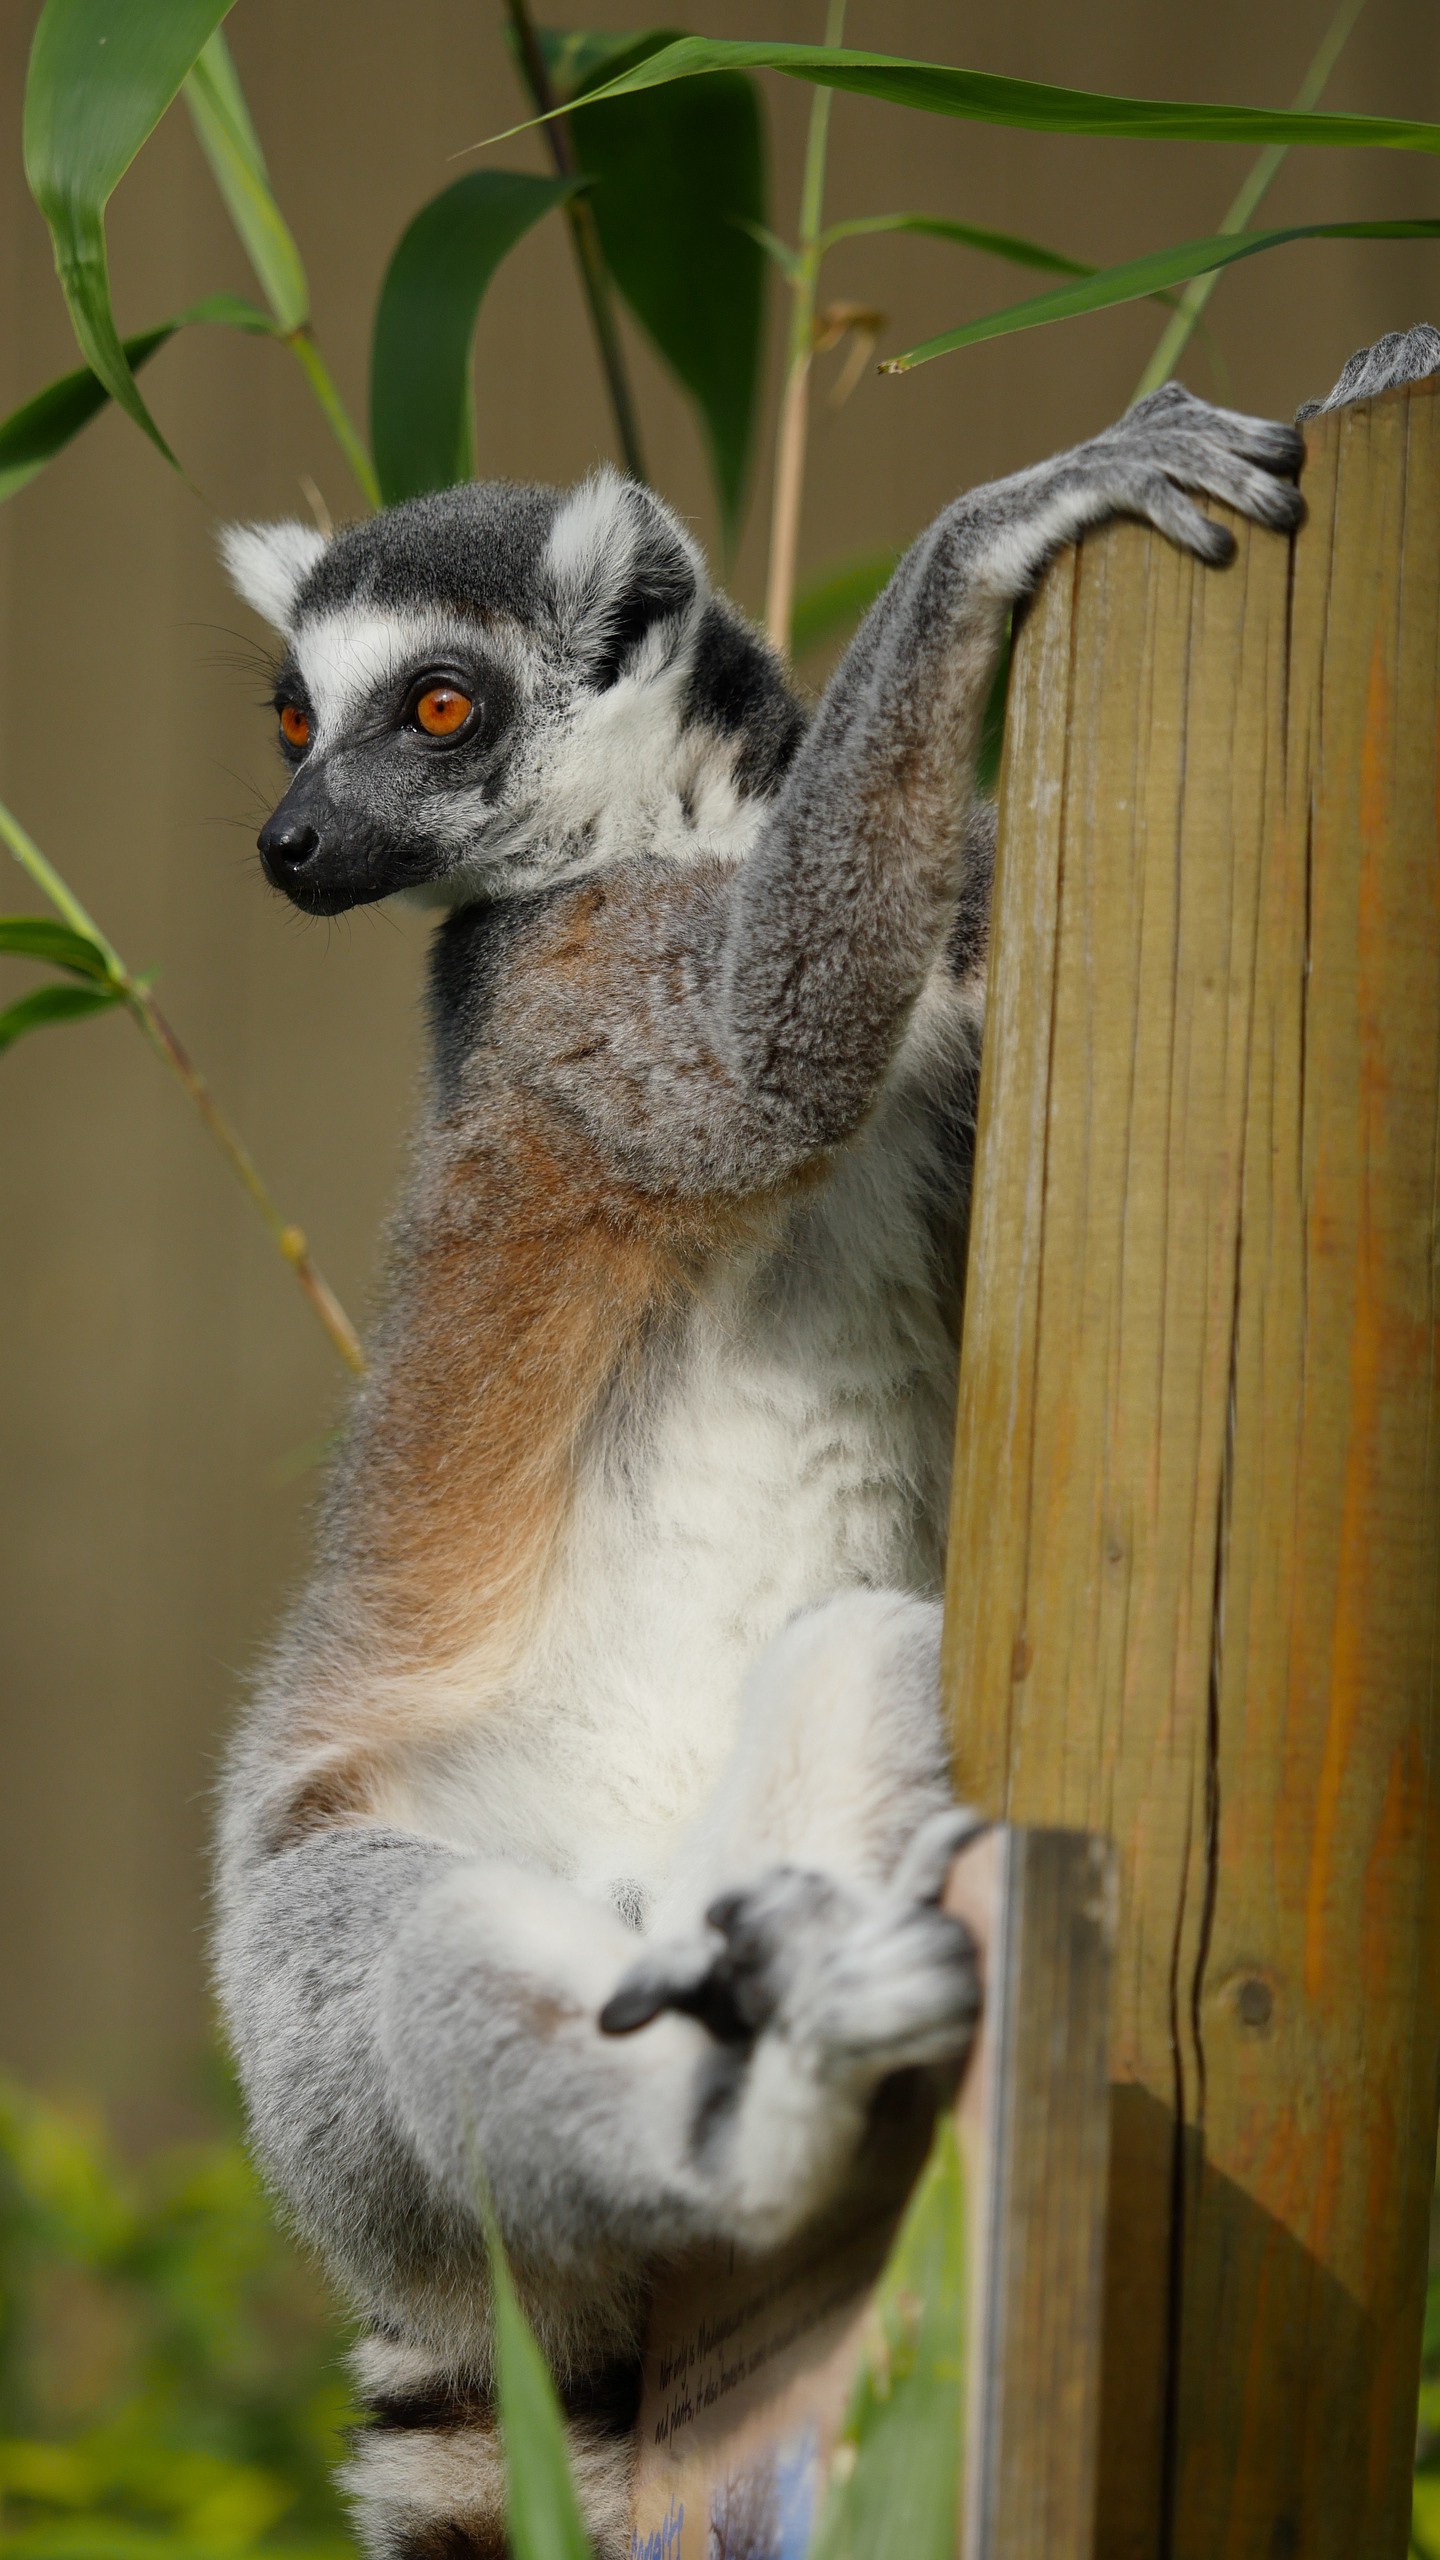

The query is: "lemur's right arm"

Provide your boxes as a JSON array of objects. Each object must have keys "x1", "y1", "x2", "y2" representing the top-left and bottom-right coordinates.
[{"x1": 519, "y1": 385, "x2": 1302, "y2": 1197}]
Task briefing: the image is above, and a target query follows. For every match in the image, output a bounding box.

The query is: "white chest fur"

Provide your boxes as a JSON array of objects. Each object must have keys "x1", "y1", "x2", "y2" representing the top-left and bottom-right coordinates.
[{"x1": 411, "y1": 1023, "x2": 970, "y2": 1900}]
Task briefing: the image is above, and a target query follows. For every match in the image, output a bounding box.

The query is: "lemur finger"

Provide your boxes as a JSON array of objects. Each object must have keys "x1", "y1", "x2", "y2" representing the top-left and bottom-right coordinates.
[
  {"x1": 1124, "y1": 383, "x2": 1304, "y2": 476},
  {"x1": 891, "y1": 1803, "x2": 991, "y2": 1905},
  {"x1": 1174, "y1": 407, "x2": 1303, "y2": 476},
  {"x1": 1166, "y1": 449, "x2": 1305, "y2": 533},
  {"x1": 1133, "y1": 475, "x2": 1236, "y2": 565}
]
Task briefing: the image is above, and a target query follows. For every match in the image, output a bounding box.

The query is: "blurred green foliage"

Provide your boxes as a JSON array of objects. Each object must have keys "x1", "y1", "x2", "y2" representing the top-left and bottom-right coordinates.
[
  {"x1": 1, "y1": 2074, "x2": 1437, "y2": 2560},
  {"x1": 1412, "y1": 2167, "x2": 1440, "y2": 2558},
  {"x1": 0, "y1": 2080, "x2": 355, "y2": 2560}
]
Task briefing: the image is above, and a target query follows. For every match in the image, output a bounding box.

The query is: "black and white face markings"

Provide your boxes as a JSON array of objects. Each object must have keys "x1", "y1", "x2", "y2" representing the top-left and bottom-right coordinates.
[{"x1": 222, "y1": 472, "x2": 732, "y2": 917}]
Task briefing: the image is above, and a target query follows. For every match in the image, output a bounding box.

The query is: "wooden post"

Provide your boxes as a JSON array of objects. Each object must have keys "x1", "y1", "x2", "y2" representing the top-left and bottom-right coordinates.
[{"x1": 943, "y1": 374, "x2": 1440, "y2": 2560}]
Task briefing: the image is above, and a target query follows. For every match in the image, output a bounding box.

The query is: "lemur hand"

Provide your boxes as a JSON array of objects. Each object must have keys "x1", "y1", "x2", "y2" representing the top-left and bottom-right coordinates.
[
  {"x1": 1084, "y1": 382, "x2": 1305, "y2": 564},
  {"x1": 1295, "y1": 322, "x2": 1440, "y2": 422},
  {"x1": 600, "y1": 1806, "x2": 988, "y2": 2092}
]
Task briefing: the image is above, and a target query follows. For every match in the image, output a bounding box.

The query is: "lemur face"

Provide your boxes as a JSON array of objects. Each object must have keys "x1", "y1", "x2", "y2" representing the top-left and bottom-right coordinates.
[{"x1": 222, "y1": 473, "x2": 708, "y2": 915}]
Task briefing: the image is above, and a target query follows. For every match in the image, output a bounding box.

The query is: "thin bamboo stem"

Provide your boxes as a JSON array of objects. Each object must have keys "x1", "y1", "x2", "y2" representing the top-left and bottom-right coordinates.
[
  {"x1": 503, "y1": 0, "x2": 649, "y2": 484},
  {"x1": 764, "y1": 0, "x2": 846, "y2": 658},
  {"x1": 0, "y1": 795, "x2": 365, "y2": 1377},
  {"x1": 1133, "y1": 0, "x2": 1367, "y2": 399},
  {"x1": 286, "y1": 327, "x2": 381, "y2": 510}
]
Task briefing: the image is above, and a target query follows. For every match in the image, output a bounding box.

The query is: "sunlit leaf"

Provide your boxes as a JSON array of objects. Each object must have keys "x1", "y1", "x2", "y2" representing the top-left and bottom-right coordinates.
[
  {"x1": 557, "y1": 32, "x2": 767, "y2": 545},
  {"x1": 882, "y1": 216, "x2": 1440, "y2": 370},
  {"x1": 792, "y1": 551, "x2": 897, "y2": 660},
  {"x1": 183, "y1": 25, "x2": 308, "y2": 333},
  {"x1": 809, "y1": 2113, "x2": 968, "y2": 2560},
  {"x1": 370, "y1": 170, "x2": 575, "y2": 505},
  {"x1": 483, "y1": 38, "x2": 1440, "y2": 155},
  {"x1": 23, "y1": 0, "x2": 237, "y2": 466},
  {"x1": 0, "y1": 978, "x2": 123, "y2": 1057},
  {"x1": 0, "y1": 292, "x2": 271, "y2": 505},
  {"x1": 480, "y1": 2189, "x2": 592, "y2": 2560},
  {"x1": 0, "y1": 914, "x2": 116, "y2": 978}
]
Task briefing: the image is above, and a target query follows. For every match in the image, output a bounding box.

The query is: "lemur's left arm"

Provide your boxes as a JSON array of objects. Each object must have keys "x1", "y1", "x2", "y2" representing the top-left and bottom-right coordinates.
[{"x1": 524, "y1": 384, "x2": 1302, "y2": 1195}]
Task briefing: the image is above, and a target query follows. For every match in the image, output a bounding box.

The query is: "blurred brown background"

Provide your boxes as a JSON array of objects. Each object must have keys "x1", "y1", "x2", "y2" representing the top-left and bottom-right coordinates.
[{"x1": 0, "y1": 0, "x2": 1436, "y2": 2146}]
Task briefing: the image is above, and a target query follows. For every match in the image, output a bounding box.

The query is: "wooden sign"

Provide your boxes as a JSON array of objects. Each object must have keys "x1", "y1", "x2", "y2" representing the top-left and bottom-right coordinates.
[{"x1": 630, "y1": 1825, "x2": 1115, "y2": 2560}]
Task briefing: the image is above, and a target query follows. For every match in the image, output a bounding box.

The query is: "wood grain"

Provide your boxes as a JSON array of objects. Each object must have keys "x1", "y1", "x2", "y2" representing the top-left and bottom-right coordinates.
[
  {"x1": 956, "y1": 1829, "x2": 1116, "y2": 2559},
  {"x1": 942, "y1": 375, "x2": 1440, "y2": 2560}
]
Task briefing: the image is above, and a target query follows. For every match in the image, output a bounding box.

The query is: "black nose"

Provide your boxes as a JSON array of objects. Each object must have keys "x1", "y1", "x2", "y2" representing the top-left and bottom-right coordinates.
[{"x1": 258, "y1": 814, "x2": 320, "y2": 872}]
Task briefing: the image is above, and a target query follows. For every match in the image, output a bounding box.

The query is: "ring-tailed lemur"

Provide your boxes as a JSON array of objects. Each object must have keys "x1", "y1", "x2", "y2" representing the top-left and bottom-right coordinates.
[{"x1": 215, "y1": 327, "x2": 1439, "y2": 2560}]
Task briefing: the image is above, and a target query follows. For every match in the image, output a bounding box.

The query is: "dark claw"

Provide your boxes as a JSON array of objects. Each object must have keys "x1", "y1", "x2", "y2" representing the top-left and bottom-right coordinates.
[
  {"x1": 598, "y1": 1976, "x2": 670, "y2": 2037},
  {"x1": 599, "y1": 1960, "x2": 753, "y2": 2044}
]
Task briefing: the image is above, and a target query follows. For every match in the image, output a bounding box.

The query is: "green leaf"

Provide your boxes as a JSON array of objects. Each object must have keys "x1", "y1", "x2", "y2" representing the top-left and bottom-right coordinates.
[
  {"x1": 480, "y1": 2191, "x2": 592, "y2": 2560},
  {"x1": 560, "y1": 32, "x2": 768, "y2": 547},
  {"x1": 1416, "y1": 2474, "x2": 1440, "y2": 2559},
  {"x1": 370, "y1": 170, "x2": 576, "y2": 506},
  {"x1": 809, "y1": 2112, "x2": 968, "y2": 2560},
  {"x1": 0, "y1": 291, "x2": 272, "y2": 505},
  {"x1": 792, "y1": 551, "x2": 898, "y2": 660},
  {"x1": 883, "y1": 217, "x2": 1440, "y2": 371},
  {"x1": 485, "y1": 38, "x2": 1440, "y2": 155},
  {"x1": 0, "y1": 914, "x2": 116, "y2": 979},
  {"x1": 822, "y1": 210, "x2": 1093, "y2": 279},
  {"x1": 24, "y1": 0, "x2": 238, "y2": 467},
  {"x1": 0, "y1": 978, "x2": 123, "y2": 1057},
  {"x1": 183, "y1": 26, "x2": 308, "y2": 334}
]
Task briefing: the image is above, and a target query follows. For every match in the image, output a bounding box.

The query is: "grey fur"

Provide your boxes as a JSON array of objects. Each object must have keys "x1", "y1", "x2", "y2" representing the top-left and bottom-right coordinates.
[{"x1": 214, "y1": 344, "x2": 1422, "y2": 2555}]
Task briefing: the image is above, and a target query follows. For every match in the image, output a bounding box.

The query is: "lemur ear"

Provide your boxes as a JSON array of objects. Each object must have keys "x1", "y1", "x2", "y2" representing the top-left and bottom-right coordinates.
[
  {"x1": 543, "y1": 469, "x2": 706, "y2": 687},
  {"x1": 218, "y1": 520, "x2": 328, "y2": 634}
]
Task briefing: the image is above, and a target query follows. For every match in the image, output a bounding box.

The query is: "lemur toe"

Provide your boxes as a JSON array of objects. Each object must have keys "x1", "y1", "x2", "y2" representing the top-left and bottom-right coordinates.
[
  {"x1": 800, "y1": 1899, "x2": 983, "y2": 2083},
  {"x1": 891, "y1": 1803, "x2": 991, "y2": 1904},
  {"x1": 600, "y1": 1868, "x2": 847, "y2": 2045},
  {"x1": 599, "y1": 1935, "x2": 727, "y2": 2039},
  {"x1": 1300, "y1": 323, "x2": 1440, "y2": 422}
]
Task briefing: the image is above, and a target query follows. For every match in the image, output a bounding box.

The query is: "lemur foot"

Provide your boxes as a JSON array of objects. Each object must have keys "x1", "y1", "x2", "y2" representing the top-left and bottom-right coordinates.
[
  {"x1": 600, "y1": 1846, "x2": 983, "y2": 2091},
  {"x1": 1090, "y1": 382, "x2": 1305, "y2": 564},
  {"x1": 1296, "y1": 323, "x2": 1440, "y2": 422}
]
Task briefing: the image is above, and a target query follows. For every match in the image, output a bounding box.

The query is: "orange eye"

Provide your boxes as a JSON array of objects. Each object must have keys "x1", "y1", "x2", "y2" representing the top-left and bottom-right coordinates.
[
  {"x1": 414, "y1": 685, "x2": 473, "y2": 738},
  {"x1": 279, "y1": 703, "x2": 310, "y2": 750}
]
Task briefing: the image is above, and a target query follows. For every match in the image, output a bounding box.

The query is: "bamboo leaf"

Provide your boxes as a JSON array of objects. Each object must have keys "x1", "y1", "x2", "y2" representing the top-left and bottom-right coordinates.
[
  {"x1": 558, "y1": 31, "x2": 768, "y2": 546},
  {"x1": 370, "y1": 170, "x2": 575, "y2": 505},
  {"x1": 480, "y1": 2191, "x2": 592, "y2": 2560},
  {"x1": 822, "y1": 211, "x2": 1092, "y2": 278},
  {"x1": 0, "y1": 978, "x2": 123, "y2": 1057},
  {"x1": 809, "y1": 2113, "x2": 968, "y2": 2560},
  {"x1": 537, "y1": 27, "x2": 653, "y2": 107},
  {"x1": 183, "y1": 26, "x2": 308, "y2": 333},
  {"x1": 482, "y1": 39, "x2": 1440, "y2": 156},
  {"x1": 792, "y1": 550, "x2": 897, "y2": 659},
  {"x1": 23, "y1": 0, "x2": 238, "y2": 467},
  {"x1": 0, "y1": 915, "x2": 117, "y2": 979},
  {"x1": 0, "y1": 292, "x2": 272, "y2": 505},
  {"x1": 882, "y1": 217, "x2": 1440, "y2": 371}
]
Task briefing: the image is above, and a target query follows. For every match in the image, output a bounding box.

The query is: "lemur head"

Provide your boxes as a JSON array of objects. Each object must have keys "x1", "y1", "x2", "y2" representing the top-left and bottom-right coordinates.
[{"x1": 222, "y1": 470, "x2": 771, "y2": 916}]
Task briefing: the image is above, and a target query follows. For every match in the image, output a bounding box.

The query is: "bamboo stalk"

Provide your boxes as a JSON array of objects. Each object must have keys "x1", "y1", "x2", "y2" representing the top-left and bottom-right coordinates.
[
  {"x1": 1133, "y1": 0, "x2": 1368, "y2": 398},
  {"x1": 763, "y1": 0, "x2": 846, "y2": 657},
  {"x1": 503, "y1": 0, "x2": 649, "y2": 485},
  {"x1": 1, "y1": 795, "x2": 365, "y2": 1377}
]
